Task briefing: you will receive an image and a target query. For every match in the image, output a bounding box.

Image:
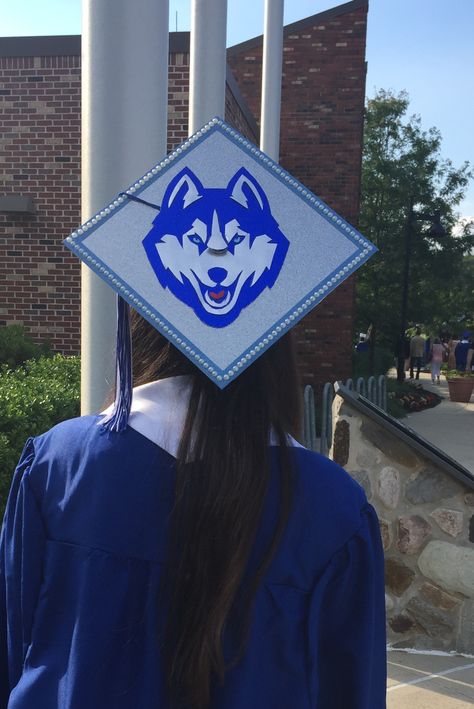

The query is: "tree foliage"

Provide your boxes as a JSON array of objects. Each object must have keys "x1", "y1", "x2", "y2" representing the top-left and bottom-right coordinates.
[
  {"x1": 357, "y1": 90, "x2": 474, "y2": 348},
  {"x1": 0, "y1": 325, "x2": 51, "y2": 368}
]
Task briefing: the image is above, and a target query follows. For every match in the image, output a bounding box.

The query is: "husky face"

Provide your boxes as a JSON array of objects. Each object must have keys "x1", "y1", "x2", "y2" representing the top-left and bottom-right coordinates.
[{"x1": 142, "y1": 167, "x2": 289, "y2": 328}]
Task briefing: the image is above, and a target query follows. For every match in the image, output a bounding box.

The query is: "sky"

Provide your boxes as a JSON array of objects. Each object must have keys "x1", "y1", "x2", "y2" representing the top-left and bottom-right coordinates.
[{"x1": 2, "y1": 0, "x2": 473, "y2": 218}]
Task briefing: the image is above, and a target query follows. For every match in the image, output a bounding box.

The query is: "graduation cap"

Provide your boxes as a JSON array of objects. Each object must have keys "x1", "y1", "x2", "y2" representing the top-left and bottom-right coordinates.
[{"x1": 65, "y1": 117, "x2": 376, "y2": 431}]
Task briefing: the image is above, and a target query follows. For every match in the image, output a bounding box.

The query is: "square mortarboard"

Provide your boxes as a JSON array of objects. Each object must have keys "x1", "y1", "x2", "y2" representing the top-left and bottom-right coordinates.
[{"x1": 65, "y1": 117, "x2": 376, "y2": 428}]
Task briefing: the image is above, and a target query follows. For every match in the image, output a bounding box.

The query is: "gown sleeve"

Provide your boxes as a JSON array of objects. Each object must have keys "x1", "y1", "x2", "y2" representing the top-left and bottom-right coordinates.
[
  {"x1": 0, "y1": 438, "x2": 46, "y2": 707},
  {"x1": 309, "y1": 503, "x2": 387, "y2": 708}
]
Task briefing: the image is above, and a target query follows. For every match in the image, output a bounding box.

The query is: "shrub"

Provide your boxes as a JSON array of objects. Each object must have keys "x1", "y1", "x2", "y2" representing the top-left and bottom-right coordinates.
[
  {"x1": 352, "y1": 345, "x2": 394, "y2": 379},
  {"x1": 0, "y1": 325, "x2": 51, "y2": 368},
  {"x1": 0, "y1": 355, "x2": 80, "y2": 517}
]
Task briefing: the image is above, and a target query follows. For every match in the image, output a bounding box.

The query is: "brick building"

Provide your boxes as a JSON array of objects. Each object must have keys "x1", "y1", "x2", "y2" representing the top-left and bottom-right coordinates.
[{"x1": 0, "y1": 0, "x2": 368, "y2": 387}]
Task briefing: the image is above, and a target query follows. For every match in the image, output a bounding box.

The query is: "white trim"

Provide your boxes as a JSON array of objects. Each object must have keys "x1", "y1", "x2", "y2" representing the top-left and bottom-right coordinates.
[{"x1": 101, "y1": 375, "x2": 305, "y2": 456}]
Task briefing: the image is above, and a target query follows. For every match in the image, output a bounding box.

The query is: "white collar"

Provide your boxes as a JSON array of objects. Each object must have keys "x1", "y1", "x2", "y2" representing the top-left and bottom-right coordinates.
[{"x1": 102, "y1": 375, "x2": 304, "y2": 457}]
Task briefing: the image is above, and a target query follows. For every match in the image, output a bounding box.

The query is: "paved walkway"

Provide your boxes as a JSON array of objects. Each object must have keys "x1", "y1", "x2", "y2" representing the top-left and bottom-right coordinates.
[
  {"x1": 398, "y1": 372, "x2": 474, "y2": 472},
  {"x1": 388, "y1": 650, "x2": 474, "y2": 708}
]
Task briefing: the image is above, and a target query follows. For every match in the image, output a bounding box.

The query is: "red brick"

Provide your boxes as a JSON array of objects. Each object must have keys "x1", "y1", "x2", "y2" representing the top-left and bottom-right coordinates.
[
  {"x1": 1, "y1": 1, "x2": 368, "y2": 388},
  {"x1": 228, "y1": 2, "x2": 367, "y2": 386}
]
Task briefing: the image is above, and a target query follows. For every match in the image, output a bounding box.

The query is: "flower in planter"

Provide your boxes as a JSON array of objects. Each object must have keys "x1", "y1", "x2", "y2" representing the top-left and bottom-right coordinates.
[
  {"x1": 395, "y1": 387, "x2": 442, "y2": 412},
  {"x1": 444, "y1": 368, "x2": 474, "y2": 379}
]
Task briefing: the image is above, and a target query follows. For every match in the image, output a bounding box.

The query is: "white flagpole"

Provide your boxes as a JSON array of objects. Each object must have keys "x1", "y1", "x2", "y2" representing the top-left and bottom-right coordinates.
[
  {"x1": 189, "y1": 0, "x2": 228, "y2": 134},
  {"x1": 81, "y1": 0, "x2": 169, "y2": 415},
  {"x1": 260, "y1": 0, "x2": 284, "y2": 161}
]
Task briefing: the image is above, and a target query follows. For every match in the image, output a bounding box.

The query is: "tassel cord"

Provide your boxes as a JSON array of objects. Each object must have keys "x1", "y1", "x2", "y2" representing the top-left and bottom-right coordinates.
[{"x1": 100, "y1": 296, "x2": 133, "y2": 433}]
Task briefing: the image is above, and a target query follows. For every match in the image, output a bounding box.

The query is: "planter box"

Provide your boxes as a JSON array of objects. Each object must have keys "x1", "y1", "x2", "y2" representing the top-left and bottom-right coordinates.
[{"x1": 446, "y1": 377, "x2": 474, "y2": 403}]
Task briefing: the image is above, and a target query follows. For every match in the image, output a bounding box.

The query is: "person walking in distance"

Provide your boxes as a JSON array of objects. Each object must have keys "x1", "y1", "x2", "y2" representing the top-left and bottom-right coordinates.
[
  {"x1": 455, "y1": 332, "x2": 474, "y2": 373},
  {"x1": 410, "y1": 327, "x2": 425, "y2": 380},
  {"x1": 430, "y1": 337, "x2": 446, "y2": 384}
]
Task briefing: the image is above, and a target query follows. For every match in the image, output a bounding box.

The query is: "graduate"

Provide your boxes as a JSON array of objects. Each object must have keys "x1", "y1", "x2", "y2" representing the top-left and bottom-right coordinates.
[{"x1": 0, "y1": 118, "x2": 386, "y2": 708}]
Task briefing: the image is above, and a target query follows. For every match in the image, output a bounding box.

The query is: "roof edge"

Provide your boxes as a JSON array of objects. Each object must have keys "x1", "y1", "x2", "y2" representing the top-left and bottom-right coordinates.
[
  {"x1": 0, "y1": 32, "x2": 259, "y2": 141},
  {"x1": 225, "y1": 65, "x2": 259, "y2": 140},
  {"x1": 228, "y1": 0, "x2": 368, "y2": 55},
  {"x1": 0, "y1": 32, "x2": 191, "y2": 58},
  {"x1": 0, "y1": 35, "x2": 80, "y2": 58},
  {"x1": 0, "y1": 0, "x2": 369, "y2": 59}
]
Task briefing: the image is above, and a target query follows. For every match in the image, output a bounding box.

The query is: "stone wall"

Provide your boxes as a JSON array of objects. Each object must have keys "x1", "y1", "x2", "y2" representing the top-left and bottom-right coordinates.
[{"x1": 331, "y1": 393, "x2": 474, "y2": 653}]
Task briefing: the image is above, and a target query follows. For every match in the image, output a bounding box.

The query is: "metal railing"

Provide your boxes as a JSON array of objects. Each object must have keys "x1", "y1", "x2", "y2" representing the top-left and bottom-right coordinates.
[
  {"x1": 303, "y1": 384, "x2": 317, "y2": 452},
  {"x1": 303, "y1": 375, "x2": 387, "y2": 455}
]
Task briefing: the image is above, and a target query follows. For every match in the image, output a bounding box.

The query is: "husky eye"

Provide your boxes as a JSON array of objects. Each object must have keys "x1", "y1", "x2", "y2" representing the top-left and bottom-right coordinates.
[
  {"x1": 188, "y1": 234, "x2": 204, "y2": 246},
  {"x1": 230, "y1": 234, "x2": 245, "y2": 246}
]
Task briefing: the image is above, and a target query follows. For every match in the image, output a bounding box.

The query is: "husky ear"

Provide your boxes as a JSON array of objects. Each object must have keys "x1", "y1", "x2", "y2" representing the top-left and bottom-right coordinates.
[
  {"x1": 163, "y1": 168, "x2": 203, "y2": 210},
  {"x1": 228, "y1": 168, "x2": 270, "y2": 212}
]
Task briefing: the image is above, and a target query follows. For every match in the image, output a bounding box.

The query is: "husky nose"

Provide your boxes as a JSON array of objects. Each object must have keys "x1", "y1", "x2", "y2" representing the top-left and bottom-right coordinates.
[{"x1": 208, "y1": 267, "x2": 227, "y2": 284}]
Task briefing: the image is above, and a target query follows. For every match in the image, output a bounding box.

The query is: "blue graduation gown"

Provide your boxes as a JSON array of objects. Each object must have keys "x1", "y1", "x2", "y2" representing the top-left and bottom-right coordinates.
[{"x1": 0, "y1": 416, "x2": 386, "y2": 708}]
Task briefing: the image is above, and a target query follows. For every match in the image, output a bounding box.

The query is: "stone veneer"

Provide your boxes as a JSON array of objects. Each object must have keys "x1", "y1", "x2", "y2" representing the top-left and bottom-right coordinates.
[{"x1": 331, "y1": 392, "x2": 474, "y2": 653}]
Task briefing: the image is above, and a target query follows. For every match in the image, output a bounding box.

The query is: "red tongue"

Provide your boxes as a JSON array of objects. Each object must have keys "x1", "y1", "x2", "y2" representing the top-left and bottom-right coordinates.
[{"x1": 209, "y1": 289, "x2": 225, "y2": 301}]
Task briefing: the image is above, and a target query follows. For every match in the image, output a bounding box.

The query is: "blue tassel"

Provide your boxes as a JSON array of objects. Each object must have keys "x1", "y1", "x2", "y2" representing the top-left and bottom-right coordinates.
[{"x1": 100, "y1": 297, "x2": 133, "y2": 433}]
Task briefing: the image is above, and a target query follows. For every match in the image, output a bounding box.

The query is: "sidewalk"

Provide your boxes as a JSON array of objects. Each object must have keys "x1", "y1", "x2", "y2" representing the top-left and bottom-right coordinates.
[
  {"x1": 388, "y1": 650, "x2": 474, "y2": 708},
  {"x1": 397, "y1": 372, "x2": 474, "y2": 472}
]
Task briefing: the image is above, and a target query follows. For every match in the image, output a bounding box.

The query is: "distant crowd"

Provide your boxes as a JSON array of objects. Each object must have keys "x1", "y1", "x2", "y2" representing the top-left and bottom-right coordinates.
[{"x1": 396, "y1": 325, "x2": 474, "y2": 384}]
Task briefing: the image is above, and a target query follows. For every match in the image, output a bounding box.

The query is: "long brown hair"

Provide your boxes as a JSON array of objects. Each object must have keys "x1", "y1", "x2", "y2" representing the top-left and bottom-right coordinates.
[{"x1": 131, "y1": 313, "x2": 301, "y2": 708}]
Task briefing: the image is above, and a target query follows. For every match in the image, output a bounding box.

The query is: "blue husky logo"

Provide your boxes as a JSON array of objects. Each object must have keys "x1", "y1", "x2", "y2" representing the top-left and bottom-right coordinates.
[{"x1": 142, "y1": 167, "x2": 289, "y2": 327}]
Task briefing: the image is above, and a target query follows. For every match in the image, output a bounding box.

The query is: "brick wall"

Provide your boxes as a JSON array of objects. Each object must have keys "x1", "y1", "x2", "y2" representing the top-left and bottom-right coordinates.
[
  {"x1": 168, "y1": 51, "x2": 190, "y2": 151},
  {"x1": 1, "y1": 0, "x2": 368, "y2": 386},
  {"x1": 167, "y1": 52, "x2": 258, "y2": 152},
  {"x1": 0, "y1": 40, "x2": 258, "y2": 354},
  {"x1": 228, "y1": 0, "x2": 368, "y2": 387},
  {"x1": 0, "y1": 54, "x2": 81, "y2": 352}
]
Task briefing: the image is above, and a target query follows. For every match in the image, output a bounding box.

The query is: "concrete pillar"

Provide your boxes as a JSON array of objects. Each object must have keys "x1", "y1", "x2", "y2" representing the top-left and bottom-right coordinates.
[
  {"x1": 260, "y1": 0, "x2": 284, "y2": 161},
  {"x1": 189, "y1": 0, "x2": 228, "y2": 134},
  {"x1": 81, "y1": 0, "x2": 169, "y2": 414}
]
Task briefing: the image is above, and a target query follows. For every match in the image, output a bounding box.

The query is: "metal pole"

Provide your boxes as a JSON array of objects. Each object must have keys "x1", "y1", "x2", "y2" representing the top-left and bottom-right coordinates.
[
  {"x1": 260, "y1": 0, "x2": 284, "y2": 160},
  {"x1": 400, "y1": 196, "x2": 414, "y2": 338},
  {"x1": 189, "y1": 0, "x2": 228, "y2": 134},
  {"x1": 81, "y1": 0, "x2": 169, "y2": 414},
  {"x1": 303, "y1": 385, "x2": 317, "y2": 451},
  {"x1": 397, "y1": 195, "x2": 414, "y2": 382}
]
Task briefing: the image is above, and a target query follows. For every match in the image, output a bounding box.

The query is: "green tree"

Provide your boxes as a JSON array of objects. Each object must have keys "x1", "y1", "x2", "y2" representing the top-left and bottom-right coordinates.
[
  {"x1": 357, "y1": 90, "x2": 474, "y2": 352},
  {"x1": 432, "y1": 252, "x2": 474, "y2": 333}
]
